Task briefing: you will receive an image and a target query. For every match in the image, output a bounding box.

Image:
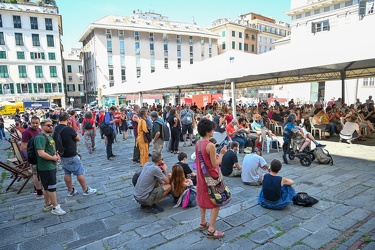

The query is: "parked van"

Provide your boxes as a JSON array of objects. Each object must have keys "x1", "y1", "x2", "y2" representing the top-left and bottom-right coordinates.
[{"x1": 0, "y1": 102, "x2": 25, "y2": 116}]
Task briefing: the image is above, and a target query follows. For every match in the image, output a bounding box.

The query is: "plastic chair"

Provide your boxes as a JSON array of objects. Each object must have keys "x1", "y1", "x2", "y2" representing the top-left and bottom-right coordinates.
[
  {"x1": 309, "y1": 117, "x2": 322, "y2": 139},
  {"x1": 261, "y1": 129, "x2": 280, "y2": 153}
]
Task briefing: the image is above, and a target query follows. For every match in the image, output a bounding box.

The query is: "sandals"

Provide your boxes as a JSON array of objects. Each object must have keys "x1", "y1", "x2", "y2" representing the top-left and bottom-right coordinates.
[
  {"x1": 199, "y1": 222, "x2": 209, "y2": 231},
  {"x1": 207, "y1": 229, "x2": 225, "y2": 239},
  {"x1": 188, "y1": 143, "x2": 193, "y2": 147}
]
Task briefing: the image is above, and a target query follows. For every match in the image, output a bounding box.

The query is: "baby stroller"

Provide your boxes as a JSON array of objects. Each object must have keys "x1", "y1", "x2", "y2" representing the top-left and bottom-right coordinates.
[{"x1": 282, "y1": 132, "x2": 315, "y2": 167}]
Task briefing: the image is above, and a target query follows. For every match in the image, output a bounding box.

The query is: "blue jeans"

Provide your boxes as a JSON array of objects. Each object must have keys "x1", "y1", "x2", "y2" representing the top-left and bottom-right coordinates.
[
  {"x1": 258, "y1": 185, "x2": 296, "y2": 210},
  {"x1": 329, "y1": 123, "x2": 338, "y2": 135},
  {"x1": 61, "y1": 155, "x2": 85, "y2": 175},
  {"x1": 232, "y1": 135, "x2": 246, "y2": 148},
  {"x1": 106, "y1": 133, "x2": 114, "y2": 159},
  {"x1": 0, "y1": 127, "x2": 5, "y2": 139}
]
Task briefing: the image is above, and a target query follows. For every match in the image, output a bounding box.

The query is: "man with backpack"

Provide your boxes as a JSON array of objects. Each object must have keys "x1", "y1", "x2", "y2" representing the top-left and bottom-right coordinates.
[
  {"x1": 54, "y1": 112, "x2": 97, "y2": 197},
  {"x1": 21, "y1": 116, "x2": 43, "y2": 199},
  {"x1": 34, "y1": 119, "x2": 66, "y2": 216},
  {"x1": 150, "y1": 111, "x2": 164, "y2": 155},
  {"x1": 180, "y1": 104, "x2": 195, "y2": 147}
]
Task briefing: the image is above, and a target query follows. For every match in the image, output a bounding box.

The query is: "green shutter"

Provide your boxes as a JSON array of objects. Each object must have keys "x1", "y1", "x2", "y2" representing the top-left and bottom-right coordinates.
[
  {"x1": 10, "y1": 83, "x2": 15, "y2": 94},
  {"x1": 28, "y1": 83, "x2": 33, "y2": 93},
  {"x1": 44, "y1": 83, "x2": 52, "y2": 93},
  {"x1": 41, "y1": 53, "x2": 45, "y2": 59},
  {"x1": 16, "y1": 83, "x2": 21, "y2": 93},
  {"x1": 33, "y1": 83, "x2": 38, "y2": 93},
  {"x1": 0, "y1": 84, "x2": 2, "y2": 95},
  {"x1": 58, "y1": 82, "x2": 62, "y2": 92},
  {"x1": 30, "y1": 52, "x2": 34, "y2": 59}
]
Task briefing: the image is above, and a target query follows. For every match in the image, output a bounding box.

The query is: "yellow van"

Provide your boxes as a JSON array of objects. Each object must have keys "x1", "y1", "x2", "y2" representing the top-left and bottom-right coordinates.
[{"x1": 0, "y1": 102, "x2": 25, "y2": 116}]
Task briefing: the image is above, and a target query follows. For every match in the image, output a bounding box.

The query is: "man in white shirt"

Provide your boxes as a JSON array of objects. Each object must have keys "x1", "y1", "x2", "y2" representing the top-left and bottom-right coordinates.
[{"x1": 241, "y1": 148, "x2": 268, "y2": 186}]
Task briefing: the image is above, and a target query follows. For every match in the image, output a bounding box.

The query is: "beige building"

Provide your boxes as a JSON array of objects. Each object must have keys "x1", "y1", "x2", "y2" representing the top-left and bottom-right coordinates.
[
  {"x1": 63, "y1": 48, "x2": 84, "y2": 108},
  {"x1": 79, "y1": 11, "x2": 219, "y2": 104}
]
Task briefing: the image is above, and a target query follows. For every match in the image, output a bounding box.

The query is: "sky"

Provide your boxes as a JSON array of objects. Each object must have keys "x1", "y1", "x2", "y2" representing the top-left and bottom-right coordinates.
[{"x1": 58, "y1": 0, "x2": 292, "y2": 56}]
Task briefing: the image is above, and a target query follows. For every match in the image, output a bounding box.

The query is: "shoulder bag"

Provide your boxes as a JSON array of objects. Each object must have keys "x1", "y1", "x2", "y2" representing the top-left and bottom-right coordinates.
[{"x1": 197, "y1": 141, "x2": 232, "y2": 207}]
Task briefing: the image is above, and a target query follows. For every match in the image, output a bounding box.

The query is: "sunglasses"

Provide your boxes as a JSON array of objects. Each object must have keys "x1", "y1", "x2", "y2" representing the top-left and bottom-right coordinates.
[{"x1": 43, "y1": 124, "x2": 53, "y2": 127}]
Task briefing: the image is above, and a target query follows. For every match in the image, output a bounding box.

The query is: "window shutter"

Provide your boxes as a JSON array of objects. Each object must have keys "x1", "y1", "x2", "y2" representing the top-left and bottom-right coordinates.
[
  {"x1": 58, "y1": 82, "x2": 62, "y2": 92},
  {"x1": 0, "y1": 84, "x2": 2, "y2": 95},
  {"x1": 30, "y1": 52, "x2": 34, "y2": 59},
  {"x1": 33, "y1": 83, "x2": 38, "y2": 93},
  {"x1": 28, "y1": 83, "x2": 33, "y2": 93},
  {"x1": 16, "y1": 83, "x2": 21, "y2": 93},
  {"x1": 10, "y1": 83, "x2": 15, "y2": 94},
  {"x1": 311, "y1": 23, "x2": 316, "y2": 34},
  {"x1": 41, "y1": 53, "x2": 45, "y2": 59}
]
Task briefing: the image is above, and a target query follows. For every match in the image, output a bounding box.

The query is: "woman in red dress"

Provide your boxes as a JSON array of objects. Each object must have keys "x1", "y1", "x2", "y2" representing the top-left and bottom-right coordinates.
[{"x1": 195, "y1": 118, "x2": 227, "y2": 239}]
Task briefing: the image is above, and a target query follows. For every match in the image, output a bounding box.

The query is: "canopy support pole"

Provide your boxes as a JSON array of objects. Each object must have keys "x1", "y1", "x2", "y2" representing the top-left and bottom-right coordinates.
[
  {"x1": 139, "y1": 92, "x2": 143, "y2": 107},
  {"x1": 341, "y1": 71, "x2": 346, "y2": 104},
  {"x1": 231, "y1": 81, "x2": 236, "y2": 118}
]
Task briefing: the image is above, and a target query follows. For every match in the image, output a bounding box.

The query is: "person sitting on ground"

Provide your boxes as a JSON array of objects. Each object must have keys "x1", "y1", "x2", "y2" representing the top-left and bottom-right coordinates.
[
  {"x1": 177, "y1": 152, "x2": 196, "y2": 185},
  {"x1": 221, "y1": 141, "x2": 242, "y2": 177},
  {"x1": 258, "y1": 159, "x2": 296, "y2": 210},
  {"x1": 241, "y1": 148, "x2": 268, "y2": 186},
  {"x1": 134, "y1": 152, "x2": 171, "y2": 214},
  {"x1": 170, "y1": 164, "x2": 193, "y2": 204}
]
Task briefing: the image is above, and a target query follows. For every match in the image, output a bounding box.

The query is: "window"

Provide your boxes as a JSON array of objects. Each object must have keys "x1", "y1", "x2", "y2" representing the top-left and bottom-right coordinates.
[
  {"x1": 0, "y1": 51, "x2": 6, "y2": 59},
  {"x1": 177, "y1": 58, "x2": 181, "y2": 69},
  {"x1": 201, "y1": 37, "x2": 205, "y2": 45},
  {"x1": 17, "y1": 51, "x2": 25, "y2": 59},
  {"x1": 44, "y1": 82, "x2": 52, "y2": 93},
  {"x1": 164, "y1": 58, "x2": 168, "y2": 69},
  {"x1": 18, "y1": 65, "x2": 27, "y2": 78},
  {"x1": 239, "y1": 32, "x2": 242, "y2": 38},
  {"x1": 13, "y1": 15, "x2": 22, "y2": 28},
  {"x1": 189, "y1": 45, "x2": 193, "y2": 57},
  {"x1": 50, "y1": 66, "x2": 57, "y2": 77},
  {"x1": 78, "y1": 84, "x2": 84, "y2": 91},
  {"x1": 334, "y1": 3, "x2": 341, "y2": 10},
  {"x1": 345, "y1": 0, "x2": 353, "y2": 7},
  {"x1": 305, "y1": 11, "x2": 311, "y2": 17},
  {"x1": 68, "y1": 76, "x2": 73, "y2": 81},
  {"x1": 189, "y1": 36, "x2": 193, "y2": 45},
  {"x1": 35, "y1": 66, "x2": 43, "y2": 78},
  {"x1": 150, "y1": 56, "x2": 155, "y2": 71},
  {"x1": 67, "y1": 84, "x2": 75, "y2": 92},
  {"x1": 48, "y1": 52, "x2": 56, "y2": 60},
  {"x1": 150, "y1": 43, "x2": 155, "y2": 55},
  {"x1": 136, "y1": 55, "x2": 141, "y2": 67},
  {"x1": 18, "y1": 83, "x2": 29, "y2": 94},
  {"x1": 79, "y1": 65, "x2": 82, "y2": 73},
  {"x1": 0, "y1": 32, "x2": 4, "y2": 45},
  {"x1": 190, "y1": 58, "x2": 193, "y2": 64},
  {"x1": 134, "y1": 31, "x2": 139, "y2": 41},
  {"x1": 45, "y1": 18, "x2": 53, "y2": 30},
  {"x1": 176, "y1": 35, "x2": 181, "y2": 44},
  {"x1": 109, "y1": 69, "x2": 114, "y2": 81},
  {"x1": 232, "y1": 41, "x2": 235, "y2": 49},
  {"x1": 164, "y1": 43, "x2": 168, "y2": 56},
  {"x1": 32, "y1": 34, "x2": 40, "y2": 46},
  {"x1": 121, "y1": 69, "x2": 126, "y2": 81},
  {"x1": 30, "y1": 17, "x2": 38, "y2": 29},
  {"x1": 15, "y1": 33, "x2": 24, "y2": 46},
  {"x1": 314, "y1": 9, "x2": 320, "y2": 15},
  {"x1": 135, "y1": 42, "x2": 140, "y2": 55},
  {"x1": 252, "y1": 34, "x2": 255, "y2": 41},
  {"x1": 108, "y1": 55, "x2": 113, "y2": 67},
  {"x1": 47, "y1": 35, "x2": 54, "y2": 47},
  {"x1": 136, "y1": 67, "x2": 141, "y2": 78},
  {"x1": 312, "y1": 20, "x2": 330, "y2": 33},
  {"x1": 232, "y1": 31, "x2": 235, "y2": 37},
  {"x1": 163, "y1": 34, "x2": 168, "y2": 42},
  {"x1": 107, "y1": 40, "x2": 112, "y2": 52},
  {"x1": 222, "y1": 42, "x2": 226, "y2": 50},
  {"x1": 30, "y1": 52, "x2": 45, "y2": 59},
  {"x1": 119, "y1": 41, "x2": 125, "y2": 54},
  {"x1": 0, "y1": 14, "x2": 2, "y2": 27},
  {"x1": 149, "y1": 33, "x2": 154, "y2": 42},
  {"x1": 363, "y1": 78, "x2": 375, "y2": 86},
  {"x1": 0, "y1": 66, "x2": 8, "y2": 78},
  {"x1": 177, "y1": 44, "x2": 181, "y2": 57},
  {"x1": 222, "y1": 31, "x2": 225, "y2": 37},
  {"x1": 324, "y1": 6, "x2": 330, "y2": 12},
  {"x1": 120, "y1": 55, "x2": 125, "y2": 67},
  {"x1": 118, "y1": 30, "x2": 124, "y2": 40},
  {"x1": 67, "y1": 65, "x2": 72, "y2": 73},
  {"x1": 244, "y1": 43, "x2": 248, "y2": 51},
  {"x1": 239, "y1": 42, "x2": 242, "y2": 50},
  {"x1": 296, "y1": 14, "x2": 302, "y2": 19},
  {"x1": 251, "y1": 44, "x2": 255, "y2": 52},
  {"x1": 106, "y1": 29, "x2": 112, "y2": 39}
]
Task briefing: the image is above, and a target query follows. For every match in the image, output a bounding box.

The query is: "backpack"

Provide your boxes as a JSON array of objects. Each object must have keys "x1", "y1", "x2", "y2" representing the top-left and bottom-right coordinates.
[
  {"x1": 132, "y1": 170, "x2": 142, "y2": 187},
  {"x1": 99, "y1": 120, "x2": 113, "y2": 136},
  {"x1": 83, "y1": 119, "x2": 93, "y2": 130},
  {"x1": 27, "y1": 134, "x2": 48, "y2": 165},
  {"x1": 313, "y1": 147, "x2": 333, "y2": 165},
  {"x1": 163, "y1": 122, "x2": 170, "y2": 141},
  {"x1": 52, "y1": 126, "x2": 68, "y2": 156},
  {"x1": 181, "y1": 187, "x2": 197, "y2": 208},
  {"x1": 181, "y1": 109, "x2": 193, "y2": 125},
  {"x1": 292, "y1": 192, "x2": 319, "y2": 207}
]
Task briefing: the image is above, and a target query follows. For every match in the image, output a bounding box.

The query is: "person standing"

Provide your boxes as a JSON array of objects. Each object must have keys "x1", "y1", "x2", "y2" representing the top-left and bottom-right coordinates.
[
  {"x1": 55, "y1": 112, "x2": 97, "y2": 196},
  {"x1": 0, "y1": 114, "x2": 6, "y2": 140},
  {"x1": 132, "y1": 105, "x2": 141, "y2": 163},
  {"x1": 81, "y1": 111, "x2": 96, "y2": 154},
  {"x1": 97, "y1": 110, "x2": 105, "y2": 139},
  {"x1": 35, "y1": 119, "x2": 66, "y2": 215},
  {"x1": 180, "y1": 104, "x2": 195, "y2": 147},
  {"x1": 20, "y1": 116, "x2": 43, "y2": 199},
  {"x1": 137, "y1": 109, "x2": 150, "y2": 167},
  {"x1": 105, "y1": 107, "x2": 118, "y2": 161},
  {"x1": 150, "y1": 111, "x2": 164, "y2": 155},
  {"x1": 195, "y1": 118, "x2": 227, "y2": 239},
  {"x1": 167, "y1": 108, "x2": 181, "y2": 154}
]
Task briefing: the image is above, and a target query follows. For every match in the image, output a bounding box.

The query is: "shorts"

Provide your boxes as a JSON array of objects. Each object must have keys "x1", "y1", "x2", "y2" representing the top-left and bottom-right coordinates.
[
  {"x1": 60, "y1": 155, "x2": 85, "y2": 175},
  {"x1": 38, "y1": 169, "x2": 57, "y2": 191},
  {"x1": 31, "y1": 164, "x2": 37, "y2": 175},
  {"x1": 135, "y1": 186, "x2": 164, "y2": 206},
  {"x1": 182, "y1": 124, "x2": 193, "y2": 134}
]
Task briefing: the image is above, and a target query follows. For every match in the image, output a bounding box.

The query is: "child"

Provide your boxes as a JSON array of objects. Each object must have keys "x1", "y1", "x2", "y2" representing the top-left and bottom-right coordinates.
[{"x1": 177, "y1": 152, "x2": 197, "y2": 185}]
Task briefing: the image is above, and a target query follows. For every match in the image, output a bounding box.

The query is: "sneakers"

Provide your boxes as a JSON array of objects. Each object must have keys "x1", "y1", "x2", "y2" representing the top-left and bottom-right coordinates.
[
  {"x1": 152, "y1": 204, "x2": 164, "y2": 212},
  {"x1": 35, "y1": 193, "x2": 44, "y2": 200},
  {"x1": 67, "y1": 187, "x2": 78, "y2": 197},
  {"x1": 108, "y1": 157, "x2": 114, "y2": 161},
  {"x1": 316, "y1": 144, "x2": 326, "y2": 148},
  {"x1": 42, "y1": 203, "x2": 53, "y2": 212},
  {"x1": 83, "y1": 187, "x2": 97, "y2": 196},
  {"x1": 141, "y1": 204, "x2": 164, "y2": 214},
  {"x1": 51, "y1": 204, "x2": 67, "y2": 216}
]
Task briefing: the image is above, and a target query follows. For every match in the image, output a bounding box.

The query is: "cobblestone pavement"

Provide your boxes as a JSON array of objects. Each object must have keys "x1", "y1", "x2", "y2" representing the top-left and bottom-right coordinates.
[{"x1": 0, "y1": 126, "x2": 374, "y2": 250}]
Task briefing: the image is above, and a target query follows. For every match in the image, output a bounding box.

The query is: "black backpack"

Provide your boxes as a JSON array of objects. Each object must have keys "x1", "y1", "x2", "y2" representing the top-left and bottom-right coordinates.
[
  {"x1": 27, "y1": 134, "x2": 48, "y2": 165},
  {"x1": 99, "y1": 120, "x2": 113, "y2": 136},
  {"x1": 83, "y1": 120, "x2": 93, "y2": 130},
  {"x1": 52, "y1": 126, "x2": 68, "y2": 156}
]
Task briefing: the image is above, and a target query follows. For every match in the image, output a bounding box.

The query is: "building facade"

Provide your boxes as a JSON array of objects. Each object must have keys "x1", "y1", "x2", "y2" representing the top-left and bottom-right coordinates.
[
  {"x1": 79, "y1": 12, "x2": 219, "y2": 104},
  {"x1": 278, "y1": 0, "x2": 375, "y2": 104},
  {"x1": 0, "y1": 2, "x2": 65, "y2": 107},
  {"x1": 63, "y1": 48, "x2": 84, "y2": 108}
]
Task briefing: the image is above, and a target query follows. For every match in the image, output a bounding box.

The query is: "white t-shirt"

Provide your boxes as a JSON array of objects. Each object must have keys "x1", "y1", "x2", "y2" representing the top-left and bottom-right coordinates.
[
  {"x1": 241, "y1": 154, "x2": 267, "y2": 183},
  {"x1": 340, "y1": 121, "x2": 359, "y2": 138}
]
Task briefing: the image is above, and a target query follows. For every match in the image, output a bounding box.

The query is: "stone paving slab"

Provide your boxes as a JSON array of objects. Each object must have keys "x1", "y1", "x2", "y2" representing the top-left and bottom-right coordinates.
[{"x1": 0, "y1": 124, "x2": 374, "y2": 249}]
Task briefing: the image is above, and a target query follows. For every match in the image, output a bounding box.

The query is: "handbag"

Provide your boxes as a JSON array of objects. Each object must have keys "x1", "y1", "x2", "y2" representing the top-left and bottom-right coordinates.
[
  {"x1": 197, "y1": 141, "x2": 232, "y2": 207},
  {"x1": 292, "y1": 192, "x2": 319, "y2": 207},
  {"x1": 143, "y1": 130, "x2": 152, "y2": 143}
]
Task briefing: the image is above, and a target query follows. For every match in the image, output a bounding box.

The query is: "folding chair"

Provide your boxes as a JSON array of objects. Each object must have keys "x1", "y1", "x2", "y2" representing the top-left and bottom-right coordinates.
[
  {"x1": 309, "y1": 117, "x2": 322, "y2": 139},
  {"x1": 0, "y1": 160, "x2": 32, "y2": 194},
  {"x1": 7, "y1": 138, "x2": 28, "y2": 165}
]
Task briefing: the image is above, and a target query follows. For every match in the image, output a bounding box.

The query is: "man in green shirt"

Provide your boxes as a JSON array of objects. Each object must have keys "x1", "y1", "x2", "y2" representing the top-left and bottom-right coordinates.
[{"x1": 35, "y1": 119, "x2": 66, "y2": 216}]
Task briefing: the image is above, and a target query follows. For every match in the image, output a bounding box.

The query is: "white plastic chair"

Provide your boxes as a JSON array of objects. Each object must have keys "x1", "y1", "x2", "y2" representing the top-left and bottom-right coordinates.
[
  {"x1": 261, "y1": 129, "x2": 280, "y2": 153},
  {"x1": 309, "y1": 117, "x2": 322, "y2": 139}
]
